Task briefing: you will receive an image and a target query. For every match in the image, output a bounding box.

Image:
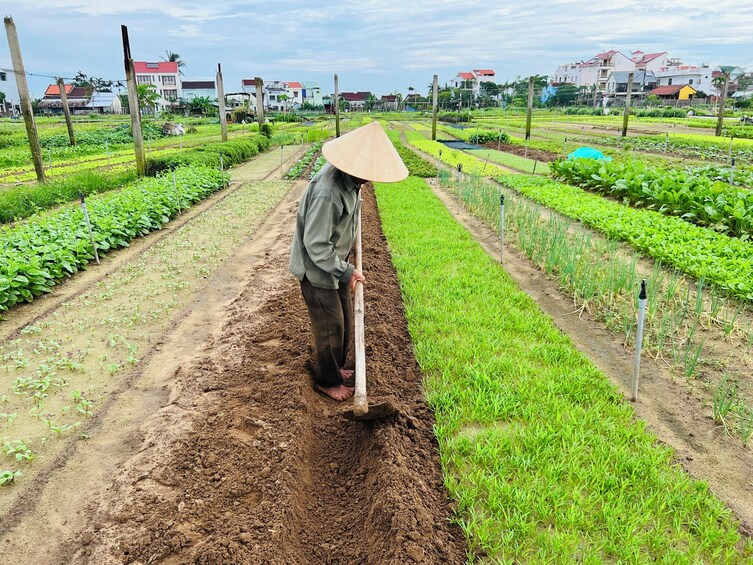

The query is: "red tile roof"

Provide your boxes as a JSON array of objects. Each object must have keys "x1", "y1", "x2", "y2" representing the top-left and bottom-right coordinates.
[
  {"x1": 473, "y1": 69, "x2": 495, "y2": 76},
  {"x1": 638, "y1": 52, "x2": 665, "y2": 63},
  {"x1": 134, "y1": 61, "x2": 178, "y2": 74},
  {"x1": 242, "y1": 79, "x2": 255, "y2": 86},
  {"x1": 650, "y1": 85, "x2": 696, "y2": 96},
  {"x1": 457, "y1": 72, "x2": 474, "y2": 80},
  {"x1": 286, "y1": 81, "x2": 302, "y2": 88},
  {"x1": 44, "y1": 84, "x2": 74, "y2": 96}
]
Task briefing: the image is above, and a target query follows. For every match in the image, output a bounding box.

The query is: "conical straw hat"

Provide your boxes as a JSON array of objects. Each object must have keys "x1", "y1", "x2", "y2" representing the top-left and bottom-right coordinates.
[{"x1": 322, "y1": 122, "x2": 409, "y2": 183}]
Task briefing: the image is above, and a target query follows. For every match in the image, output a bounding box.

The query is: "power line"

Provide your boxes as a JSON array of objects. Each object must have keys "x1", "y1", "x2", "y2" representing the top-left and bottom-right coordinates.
[{"x1": 0, "y1": 67, "x2": 125, "y2": 84}]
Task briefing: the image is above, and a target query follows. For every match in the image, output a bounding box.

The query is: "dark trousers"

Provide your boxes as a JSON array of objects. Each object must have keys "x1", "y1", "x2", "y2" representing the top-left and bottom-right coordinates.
[{"x1": 300, "y1": 277, "x2": 353, "y2": 388}]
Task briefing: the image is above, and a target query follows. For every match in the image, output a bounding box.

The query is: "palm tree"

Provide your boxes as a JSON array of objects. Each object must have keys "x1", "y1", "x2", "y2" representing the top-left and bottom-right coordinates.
[{"x1": 162, "y1": 51, "x2": 186, "y2": 76}]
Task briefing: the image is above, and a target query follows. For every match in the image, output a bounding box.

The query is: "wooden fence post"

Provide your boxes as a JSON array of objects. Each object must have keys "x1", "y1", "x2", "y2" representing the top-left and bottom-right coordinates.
[
  {"x1": 217, "y1": 63, "x2": 228, "y2": 142},
  {"x1": 121, "y1": 25, "x2": 146, "y2": 176},
  {"x1": 622, "y1": 72, "x2": 634, "y2": 138},
  {"x1": 4, "y1": 16, "x2": 46, "y2": 183},
  {"x1": 57, "y1": 77, "x2": 76, "y2": 146}
]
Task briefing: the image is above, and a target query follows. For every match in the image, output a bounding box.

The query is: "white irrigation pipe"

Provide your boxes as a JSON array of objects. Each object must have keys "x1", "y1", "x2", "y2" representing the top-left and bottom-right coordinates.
[
  {"x1": 79, "y1": 193, "x2": 100, "y2": 265},
  {"x1": 631, "y1": 279, "x2": 647, "y2": 402}
]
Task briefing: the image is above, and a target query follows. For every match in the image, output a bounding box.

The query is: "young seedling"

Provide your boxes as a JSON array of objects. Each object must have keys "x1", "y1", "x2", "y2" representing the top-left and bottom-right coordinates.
[{"x1": 713, "y1": 376, "x2": 738, "y2": 434}]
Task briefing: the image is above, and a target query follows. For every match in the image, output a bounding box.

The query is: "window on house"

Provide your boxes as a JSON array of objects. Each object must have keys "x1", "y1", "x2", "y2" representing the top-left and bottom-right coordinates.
[
  {"x1": 137, "y1": 75, "x2": 153, "y2": 85},
  {"x1": 668, "y1": 78, "x2": 673, "y2": 85},
  {"x1": 161, "y1": 76, "x2": 176, "y2": 86},
  {"x1": 0, "y1": 72, "x2": 6, "y2": 81},
  {"x1": 689, "y1": 79, "x2": 693, "y2": 85},
  {"x1": 163, "y1": 89, "x2": 177, "y2": 99}
]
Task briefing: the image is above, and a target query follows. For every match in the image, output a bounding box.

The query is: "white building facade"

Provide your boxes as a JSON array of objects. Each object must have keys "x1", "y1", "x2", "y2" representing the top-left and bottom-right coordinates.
[
  {"x1": 134, "y1": 61, "x2": 182, "y2": 112},
  {"x1": 0, "y1": 60, "x2": 20, "y2": 114}
]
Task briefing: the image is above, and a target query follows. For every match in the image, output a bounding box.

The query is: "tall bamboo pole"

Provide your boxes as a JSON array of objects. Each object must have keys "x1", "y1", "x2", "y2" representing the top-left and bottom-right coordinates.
[
  {"x1": 57, "y1": 77, "x2": 76, "y2": 146},
  {"x1": 4, "y1": 16, "x2": 45, "y2": 183}
]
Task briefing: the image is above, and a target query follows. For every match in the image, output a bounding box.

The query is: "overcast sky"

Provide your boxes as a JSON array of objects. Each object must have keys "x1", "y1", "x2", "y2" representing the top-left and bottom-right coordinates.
[{"x1": 2, "y1": 0, "x2": 753, "y2": 99}]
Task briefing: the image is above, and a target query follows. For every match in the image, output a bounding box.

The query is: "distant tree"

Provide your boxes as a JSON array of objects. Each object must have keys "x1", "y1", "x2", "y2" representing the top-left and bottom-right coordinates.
[
  {"x1": 188, "y1": 96, "x2": 212, "y2": 116},
  {"x1": 72, "y1": 71, "x2": 122, "y2": 92},
  {"x1": 0, "y1": 91, "x2": 5, "y2": 106},
  {"x1": 365, "y1": 94, "x2": 377, "y2": 111},
  {"x1": 645, "y1": 94, "x2": 661, "y2": 107},
  {"x1": 137, "y1": 84, "x2": 160, "y2": 113},
  {"x1": 548, "y1": 84, "x2": 578, "y2": 106},
  {"x1": 162, "y1": 51, "x2": 186, "y2": 75},
  {"x1": 31, "y1": 98, "x2": 42, "y2": 114},
  {"x1": 119, "y1": 93, "x2": 129, "y2": 113}
]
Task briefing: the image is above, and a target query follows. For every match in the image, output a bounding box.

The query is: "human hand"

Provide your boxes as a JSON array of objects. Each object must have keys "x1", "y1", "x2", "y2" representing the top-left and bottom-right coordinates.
[{"x1": 349, "y1": 269, "x2": 366, "y2": 291}]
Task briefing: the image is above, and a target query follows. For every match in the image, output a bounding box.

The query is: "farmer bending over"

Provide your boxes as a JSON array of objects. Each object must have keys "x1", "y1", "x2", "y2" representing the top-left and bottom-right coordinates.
[{"x1": 289, "y1": 122, "x2": 408, "y2": 401}]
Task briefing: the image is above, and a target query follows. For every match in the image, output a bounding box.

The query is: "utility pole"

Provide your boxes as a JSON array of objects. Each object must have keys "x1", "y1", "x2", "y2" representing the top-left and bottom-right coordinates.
[
  {"x1": 431, "y1": 74, "x2": 438, "y2": 141},
  {"x1": 255, "y1": 77, "x2": 264, "y2": 127},
  {"x1": 57, "y1": 77, "x2": 76, "y2": 146},
  {"x1": 525, "y1": 76, "x2": 534, "y2": 141},
  {"x1": 121, "y1": 25, "x2": 146, "y2": 176},
  {"x1": 715, "y1": 72, "x2": 730, "y2": 137},
  {"x1": 217, "y1": 63, "x2": 227, "y2": 142},
  {"x1": 334, "y1": 73, "x2": 340, "y2": 137},
  {"x1": 4, "y1": 16, "x2": 45, "y2": 183},
  {"x1": 622, "y1": 72, "x2": 634, "y2": 138}
]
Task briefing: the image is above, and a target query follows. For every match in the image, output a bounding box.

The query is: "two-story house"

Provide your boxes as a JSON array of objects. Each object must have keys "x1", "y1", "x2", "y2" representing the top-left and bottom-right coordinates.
[
  {"x1": 301, "y1": 81, "x2": 322, "y2": 107},
  {"x1": 605, "y1": 71, "x2": 657, "y2": 101},
  {"x1": 451, "y1": 69, "x2": 496, "y2": 97},
  {"x1": 182, "y1": 80, "x2": 216, "y2": 101},
  {"x1": 552, "y1": 50, "x2": 634, "y2": 93},
  {"x1": 134, "y1": 61, "x2": 182, "y2": 112},
  {"x1": 655, "y1": 62, "x2": 714, "y2": 96}
]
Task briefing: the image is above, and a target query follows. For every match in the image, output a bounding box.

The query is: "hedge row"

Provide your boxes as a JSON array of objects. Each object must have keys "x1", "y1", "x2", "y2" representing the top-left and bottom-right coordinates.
[{"x1": 145, "y1": 134, "x2": 270, "y2": 175}]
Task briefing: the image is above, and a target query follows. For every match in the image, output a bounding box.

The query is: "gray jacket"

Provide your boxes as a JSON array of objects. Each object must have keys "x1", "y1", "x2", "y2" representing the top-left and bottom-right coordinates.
[{"x1": 289, "y1": 162, "x2": 361, "y2": 289}]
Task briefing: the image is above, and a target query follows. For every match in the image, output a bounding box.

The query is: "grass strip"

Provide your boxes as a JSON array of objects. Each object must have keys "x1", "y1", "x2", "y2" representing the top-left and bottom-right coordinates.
[
  {"x1": 0, "y1": 169, "x2": 138, "y2": 224},
  {"x1": 375, "y1": 176, "x2": 753, "y2": 563}
]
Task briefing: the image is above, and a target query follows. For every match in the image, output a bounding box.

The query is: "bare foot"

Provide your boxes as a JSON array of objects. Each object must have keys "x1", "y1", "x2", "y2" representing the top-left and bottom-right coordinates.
[
  {"x1": 340, "y1": 368, "x2": 355, "y2": 387},
  {"x1": 314, "y1": 383, "x2": 355, "y2": 401}
]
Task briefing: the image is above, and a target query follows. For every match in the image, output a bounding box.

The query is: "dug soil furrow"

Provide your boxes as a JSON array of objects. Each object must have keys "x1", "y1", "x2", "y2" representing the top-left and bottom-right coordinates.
[{"x1": 62, "y1": 184, "x2": 466, "y2": 564}]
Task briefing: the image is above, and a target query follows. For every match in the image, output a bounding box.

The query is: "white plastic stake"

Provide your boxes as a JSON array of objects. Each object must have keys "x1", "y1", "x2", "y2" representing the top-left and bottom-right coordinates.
[
  {"x1": 730, "y1": 158, "x2": 735, "y2": 185},
  {"x1": 456, "y1": 163, "x2": 463, "y2": 213},
  {"x1": 437, "y1": 149, "x2": 443, "y2": 179},
  {"x1": 79, "y1": 193, "x2": 100, "y2": 265},
  {"x1": 172, "y1": 169, "x2": 178, "y2": 207},
  {"x1": 499, "y1": 193, "x2": 505, "y2": 261},
  {"x1": 664, "y1": 133, "x2": 668, "y2": 153},
  {"x1": 631, "y1": 279, "x2": 647, "y2": 402}
]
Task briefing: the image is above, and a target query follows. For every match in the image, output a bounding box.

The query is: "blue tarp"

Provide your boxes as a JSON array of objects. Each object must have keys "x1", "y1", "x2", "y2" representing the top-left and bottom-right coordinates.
[{"x1": 568, "y1": 147, "x2": 612, "y2": 161}]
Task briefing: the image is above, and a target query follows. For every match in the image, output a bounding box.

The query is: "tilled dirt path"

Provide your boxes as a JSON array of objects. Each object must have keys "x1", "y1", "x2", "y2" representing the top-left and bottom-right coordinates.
[{"x1": 62, "y1": 185, "x2": 466, "y2": 564}]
